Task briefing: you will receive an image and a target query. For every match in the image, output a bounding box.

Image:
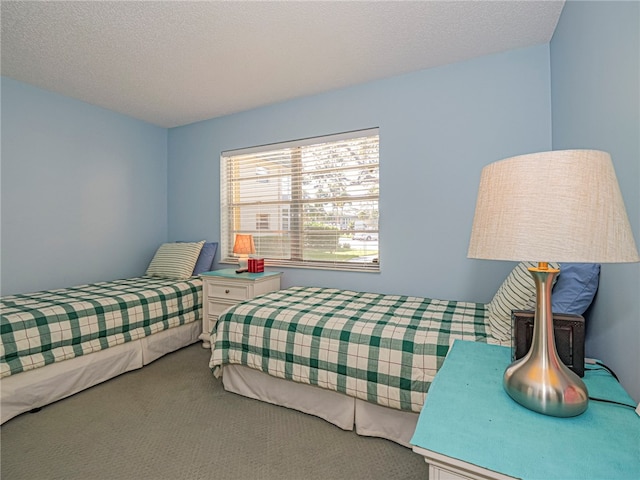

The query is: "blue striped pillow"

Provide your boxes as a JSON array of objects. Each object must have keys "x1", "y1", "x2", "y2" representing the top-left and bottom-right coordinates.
[{"x1": 146, "y1": 241, "x2": 205, "y2": 279}]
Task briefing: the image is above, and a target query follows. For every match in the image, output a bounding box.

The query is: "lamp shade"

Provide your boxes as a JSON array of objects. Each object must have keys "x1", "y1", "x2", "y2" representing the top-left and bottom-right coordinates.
[
  {"x1": 468, "y1": 150, "x2": 639, "y2": 263},
  {"x1": 233, "y1": 234, "x2": 256, "y2": 255}
]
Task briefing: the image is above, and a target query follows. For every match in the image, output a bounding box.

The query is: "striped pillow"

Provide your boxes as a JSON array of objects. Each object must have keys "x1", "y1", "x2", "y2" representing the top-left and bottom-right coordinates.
[
  {"x1": 146, "y1": 241, "x2": 205, "y2": 279},
  {"x1": 487, "y1": 262, "x2": 559, "y2": 342}
]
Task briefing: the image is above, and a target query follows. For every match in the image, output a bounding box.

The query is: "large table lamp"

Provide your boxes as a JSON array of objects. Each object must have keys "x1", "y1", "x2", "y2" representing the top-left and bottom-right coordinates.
[
  {"x1": 468, "y1": 150, "x2": 639, "y2": 417},
  {"x1": 233, "y1": 234, "x2": 256, "y2": 271}
]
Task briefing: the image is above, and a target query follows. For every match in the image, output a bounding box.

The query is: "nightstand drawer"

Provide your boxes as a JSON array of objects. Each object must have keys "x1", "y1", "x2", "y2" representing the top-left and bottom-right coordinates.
[
  {"x1": 208, "y1": 284, "x2": 250, "y2": 301},
  {"x1": 208, "y1": 300, "x2": 237, "y2": 316}
]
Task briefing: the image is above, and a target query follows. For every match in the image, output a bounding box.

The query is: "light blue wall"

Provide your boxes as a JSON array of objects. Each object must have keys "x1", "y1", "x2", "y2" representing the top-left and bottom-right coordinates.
[
  {"x1": 168, "y1": 45, "x2": 553, "y2": 303},
  {"x1": 551, "y1": 1, "x2": 640, "y2": 402},
  {"x1": 1, "y1": 77, "x2": 168, "y2": 295}
]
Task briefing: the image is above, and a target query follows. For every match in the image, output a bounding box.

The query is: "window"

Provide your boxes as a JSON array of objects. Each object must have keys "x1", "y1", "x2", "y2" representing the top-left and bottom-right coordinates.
[{"x1": 220, "y1": 128, "x2": 380, "y2": 271}]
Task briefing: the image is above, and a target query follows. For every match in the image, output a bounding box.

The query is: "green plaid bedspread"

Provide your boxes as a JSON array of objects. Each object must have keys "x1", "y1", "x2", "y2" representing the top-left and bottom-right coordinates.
[
  {"x1": 210, "y1": 286, "x2": 490, "y2": 412},
  {"x1": 1, "y1": 276, "x2": 202, "y2": 378}
]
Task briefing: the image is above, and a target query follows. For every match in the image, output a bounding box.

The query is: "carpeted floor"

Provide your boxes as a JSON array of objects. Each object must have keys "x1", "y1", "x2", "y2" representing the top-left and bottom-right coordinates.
[{"x1": 1, "y1": 343, "x2": 428, "y2": 479}]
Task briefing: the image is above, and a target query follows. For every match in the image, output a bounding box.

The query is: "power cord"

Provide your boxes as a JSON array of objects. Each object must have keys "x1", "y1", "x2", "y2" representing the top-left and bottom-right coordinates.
[
  {"x1": 588, "y1": 396, "x2": 636, "y2": 410},
  {"x1": 584, "y1": 358, "x2": 638, "y2": 411}
]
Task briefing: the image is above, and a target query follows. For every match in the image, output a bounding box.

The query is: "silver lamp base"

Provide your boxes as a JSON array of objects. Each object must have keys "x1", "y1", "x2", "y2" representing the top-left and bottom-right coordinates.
[{"x1": 503, "y1": 266, "x2": 588, "y2": 417}]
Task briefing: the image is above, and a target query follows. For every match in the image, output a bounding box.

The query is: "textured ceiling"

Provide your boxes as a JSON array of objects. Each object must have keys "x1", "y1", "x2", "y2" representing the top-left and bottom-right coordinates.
[{"x1": 1, "y1": 1, "x2": 565, "y2": 128}]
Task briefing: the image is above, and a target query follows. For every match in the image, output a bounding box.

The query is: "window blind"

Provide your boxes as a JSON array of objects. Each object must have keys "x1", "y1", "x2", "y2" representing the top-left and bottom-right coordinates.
[{"x1": 220, "y1": 128, "x2": 380, "y2": 272}]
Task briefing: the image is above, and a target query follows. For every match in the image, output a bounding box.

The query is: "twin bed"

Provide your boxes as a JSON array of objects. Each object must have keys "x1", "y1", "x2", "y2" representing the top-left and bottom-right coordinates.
[
  {"x1": 210, "y1": 285, "x2": 499, "y2": 446},
  {"x1": 0, "y1": 240, "x2": 216, "y2": 424},
  {"x1": 2, "y1": 251, "x2": 598, "y2": 447},
  {"x1": 0, "y1": 276, "x2": 202, "y2": 424}
]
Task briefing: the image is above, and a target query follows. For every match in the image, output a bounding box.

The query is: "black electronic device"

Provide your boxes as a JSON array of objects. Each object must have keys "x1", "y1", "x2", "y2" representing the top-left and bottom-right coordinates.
[{"x1": 511, "y1": 310, "x2": 585, "y2": 377}]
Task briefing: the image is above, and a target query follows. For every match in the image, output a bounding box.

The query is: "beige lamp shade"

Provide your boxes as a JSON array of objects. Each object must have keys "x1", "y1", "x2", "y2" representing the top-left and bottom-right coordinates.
[
  {"x1": 468, "y1": 150, "x2": 639, "y2": 263},
  {"x1": 233, "y1": 234, "x2": 256, "y2": 255}
]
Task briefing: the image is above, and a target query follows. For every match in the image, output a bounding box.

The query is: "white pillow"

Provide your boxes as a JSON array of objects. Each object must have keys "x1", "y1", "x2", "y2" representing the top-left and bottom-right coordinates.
[
  {"x1": 487, "y1": 262, "x2": 559, "y2": 342},
  {"x1": 146, "y1": 241, "x2": 205, "y2": 279}
]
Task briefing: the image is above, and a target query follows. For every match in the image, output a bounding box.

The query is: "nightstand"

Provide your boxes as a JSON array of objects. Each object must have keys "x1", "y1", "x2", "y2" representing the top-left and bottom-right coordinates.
[
  {"x1": 199, "y1": 269, "x2": 282, "y2": 348},
  {"x1": 411, "y1": 340, "x2": 639, "y2": 480}
]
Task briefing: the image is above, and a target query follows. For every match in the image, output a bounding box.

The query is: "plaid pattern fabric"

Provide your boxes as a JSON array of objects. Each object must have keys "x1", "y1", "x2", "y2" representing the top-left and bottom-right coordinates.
[
  {"x1": 1, "y1": 276, "x2": 202, "y2": 378},
  {"x1": 210, "y1": 286, "x2": 490, "y2": 412}
]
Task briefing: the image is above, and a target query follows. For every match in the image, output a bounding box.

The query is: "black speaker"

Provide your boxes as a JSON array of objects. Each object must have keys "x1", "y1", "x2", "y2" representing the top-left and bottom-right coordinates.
[{"x1": 511, "y1": 310, "x2": 585, "y2": 377}]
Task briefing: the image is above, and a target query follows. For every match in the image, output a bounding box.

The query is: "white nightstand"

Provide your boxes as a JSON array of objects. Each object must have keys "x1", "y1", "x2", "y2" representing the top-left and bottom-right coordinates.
[{"x1": 199, "y1": 269, "x2": 282, "y2": 348}]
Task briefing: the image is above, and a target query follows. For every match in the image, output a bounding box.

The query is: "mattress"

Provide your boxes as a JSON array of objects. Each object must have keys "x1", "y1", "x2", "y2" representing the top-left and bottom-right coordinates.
[
  {"x1": 1, "y1": 276, "x2": 202, "y2": 378},
  {"x1": 210, "y1": 286, "x2": 490, "y2": 413}
]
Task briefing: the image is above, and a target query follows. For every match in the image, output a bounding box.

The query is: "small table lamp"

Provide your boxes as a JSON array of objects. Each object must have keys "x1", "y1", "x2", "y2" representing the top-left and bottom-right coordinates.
[
  {"x1": 233, "y1": 234, "x2": 256, "y2": 271},
  {"x1": 468, "y1": 150, "x2": 639, "y2": 417}
]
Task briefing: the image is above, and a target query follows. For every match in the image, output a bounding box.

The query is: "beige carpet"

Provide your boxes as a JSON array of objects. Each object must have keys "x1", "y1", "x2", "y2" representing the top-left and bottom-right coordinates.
[{"x1": 1, "y1": 343, "x2": 428, "y2": 479}]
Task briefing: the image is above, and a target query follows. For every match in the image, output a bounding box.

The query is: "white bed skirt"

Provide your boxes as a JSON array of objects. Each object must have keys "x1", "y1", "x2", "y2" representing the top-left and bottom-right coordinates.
[
  {"x1": 222, "y1": 364, "x2": 419, "y2": 448},
  {"x1": 1, "y1": 321, "x2": 201, "y2": 425}
]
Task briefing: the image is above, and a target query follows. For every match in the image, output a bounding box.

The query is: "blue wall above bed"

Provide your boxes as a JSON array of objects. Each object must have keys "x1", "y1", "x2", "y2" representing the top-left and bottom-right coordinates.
[
  {"x1": 1, "y1": 77, "x2": 169, "y2": 295},
  {"x1": 167, "y1": 44, "x2": 553, "y2": 304}
]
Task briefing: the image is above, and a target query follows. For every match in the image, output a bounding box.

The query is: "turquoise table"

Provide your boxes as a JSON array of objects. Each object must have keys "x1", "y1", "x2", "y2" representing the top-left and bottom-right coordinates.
[
  {"x1": 200, "y1": 268, "x2": 282, "y2": 281},
  {"x1": 411, "y1": 340, "x2": 640, "y2": 480}
]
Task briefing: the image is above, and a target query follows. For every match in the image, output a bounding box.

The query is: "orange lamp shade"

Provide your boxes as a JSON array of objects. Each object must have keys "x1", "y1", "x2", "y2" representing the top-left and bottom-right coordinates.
[{"x1": 233, "y1": 234, "x2": 256, "y2": 255}]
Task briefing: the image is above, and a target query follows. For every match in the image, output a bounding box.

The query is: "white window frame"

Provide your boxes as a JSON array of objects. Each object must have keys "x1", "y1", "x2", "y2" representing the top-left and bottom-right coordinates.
[{"x1": 220, "y1": 128, "x2": 380, "y2": 272}]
